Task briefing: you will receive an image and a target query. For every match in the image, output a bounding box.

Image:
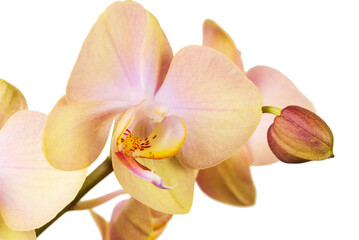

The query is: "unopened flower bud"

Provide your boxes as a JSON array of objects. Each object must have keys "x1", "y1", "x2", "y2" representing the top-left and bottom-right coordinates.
[{"x1": 267, "y1": 105, "x2": 334, "y2": 163}]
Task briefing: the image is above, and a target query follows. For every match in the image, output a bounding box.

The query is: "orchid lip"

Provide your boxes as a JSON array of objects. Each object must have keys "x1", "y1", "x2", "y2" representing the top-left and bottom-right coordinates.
[
  {"x1": 112, "y1": 102, "x2": 186, "y2": 189},
  {"x1": 114, "y1": 150, "x2": 174, "y2": 189}
]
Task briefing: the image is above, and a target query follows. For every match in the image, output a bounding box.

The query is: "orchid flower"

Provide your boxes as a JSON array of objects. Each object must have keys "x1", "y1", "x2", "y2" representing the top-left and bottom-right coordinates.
[
  {"x1": 0, "y1": 79, "x2": 86, "y2": 239},
  {"x1": 43, "y1": 1, "x2": 262, "y2": 214},
  {"x1": 196, "y1": 20, "x2": 315, "y2": 206},
  {"x1": 90, "y1": 198, "x2": 172, "y2": 240}
]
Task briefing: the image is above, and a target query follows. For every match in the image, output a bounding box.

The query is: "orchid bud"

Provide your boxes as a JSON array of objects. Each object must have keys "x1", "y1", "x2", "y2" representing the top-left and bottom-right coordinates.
[{"x1": 266, "y1": 105, "x2": 334, "y2": 163}]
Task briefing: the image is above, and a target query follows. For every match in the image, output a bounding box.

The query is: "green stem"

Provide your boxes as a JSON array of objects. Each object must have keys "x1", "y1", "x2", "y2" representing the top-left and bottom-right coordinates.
[
  {"x1": 35, "y1": 156, "x2": 113, "y2": 237},
  {"x1": 262, "y1": 106, "x2": 282, "y2": 116}
]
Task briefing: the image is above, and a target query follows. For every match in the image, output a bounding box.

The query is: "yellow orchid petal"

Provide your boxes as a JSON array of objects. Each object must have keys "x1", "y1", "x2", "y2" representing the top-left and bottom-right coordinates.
[
  {"x1": 155, "y1": 46, "x2": 263, "y2": 169},
  {"x1": 90, "y1": 198, "x2": 172, "y2": 240},
  {"x1": 109, "y1": 198, "x2": 172, "y2": 240},
  {"x1": 203, "y1": 19, "x2": 244, "y2": 71},
  {"x1": 197, "y1": 146, "x2": 256, "y2": 206},
  {"x1": 0, "y1": 79, "x2": 27, "y2": 129},
  {"x1": 43, "y1": 97, "x2": 128, "y2": 170},
  {"x1": 66, "y1": 1, "x2": 173, "y2": 103},
  {"x1": 150, "y1": 208, "x2": 173, "y2": 239},
  {"x1": 90, "y1": 210, "x2": 109, "y2": 240},
  {"x1": 0, "y1": 216, "x2": 35, "y2": 240},
  {"x1": 114, "y1": 150, "x2": 172, "y2": 189},
  {"x1": 113, "y1": 156, "x2": 195, "y2": 214},
  {"x1": 0, "y1": 111, "x2": 86, "y2": 231}
]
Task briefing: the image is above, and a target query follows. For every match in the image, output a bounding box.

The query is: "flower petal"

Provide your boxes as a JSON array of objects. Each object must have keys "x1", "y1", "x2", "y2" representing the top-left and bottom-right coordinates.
[
  {"x1": 66, "y1": 1, "x2": 172, "y2": 103},
  {"x1": 113, "y1": 156, "x2": 195, "y2": 214},
  {"x1": 90, "y1": 210, "x2": 109, "y2": 240},
  {"x1": 0, "y1": 111, "x2": 86, "y2": 231},
  {"x1": 203, "y1": 19, "x2": 244, "y2": 71},
  {"x1": 149, "y1": 208, "x2": 173, "y2": 239},
  {"x1": 114, "y1": 151, "x2": 172, "y2": 189},
  {"x1": 246, "y1": 66, "x2": 315, "y2": 165},
  {"x1": 109, "y1": 198, "x2": 172, "y2": 240},
  {"x1": 155, "y1": 46, "x2": 262, "y2": 169},
  {"x1": 0, "y1": 79, "x2": 27, "y2": 129},
  {"x1": 43, "y1": 97, "x2": 128, "y2": 170},
  {"x1": 197, "y1": 146, "x2": 256, "y2": 206},
  {"x1": 0, "y1": 215, "x2": 35, "y2": 240}
]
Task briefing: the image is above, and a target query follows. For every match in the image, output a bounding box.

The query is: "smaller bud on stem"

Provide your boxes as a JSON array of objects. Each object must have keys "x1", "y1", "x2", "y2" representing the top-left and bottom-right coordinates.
[{"x1": 263, "y1": 105, "x2": 334, "y2": 164}]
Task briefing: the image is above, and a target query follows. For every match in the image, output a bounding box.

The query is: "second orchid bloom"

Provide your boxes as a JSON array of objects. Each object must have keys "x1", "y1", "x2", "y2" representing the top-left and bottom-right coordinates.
[{"x1": 43, "y1": 1, "x2": 262, "y2": 214}]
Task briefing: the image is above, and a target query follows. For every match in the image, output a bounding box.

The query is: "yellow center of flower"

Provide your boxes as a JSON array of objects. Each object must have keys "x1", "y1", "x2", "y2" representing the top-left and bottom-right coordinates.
[
  {"x1": 112, "y1": 104, "x2": 187, "y2": 189},
  {"x1": 113, "y1": 101, "x2": 186, "y2": 162},
  {"x1": 117, "y1": 129, "x2": 154, "y2": 154}
]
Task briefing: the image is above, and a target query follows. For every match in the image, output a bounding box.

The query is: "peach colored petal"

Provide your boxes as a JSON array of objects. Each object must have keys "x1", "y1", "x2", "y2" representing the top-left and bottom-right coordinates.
[
  {"x1": 114, "y1": 151, "x2": 172, "y2": 189},
  {"x1": 110, "y1": 199, "x2": 149, "y2": 240},
  {"x1": 43, "y1": 97, "x2": 128, "y2": 170},
  {"x1": 150, "y1": 208, "x2": 173, "y2": 239},
  {"x1": 203, "y1": 19, "x2": 244, "y2": 71},
  {"x1": 0, "y1": 79, "x2": 27, "y2": 129},
  {"x1": 197, "y1": 146, "x2": 256, "y2": 206},
  {"x1": 246, "y1": 66, "x2": 315, "y2": 165},
  {"x1": 0, "y1": 215, "x2": 35, "y2": 240},
  {"x1": 66, "y1": 1, "x2": 172, "y2": 103},
  {"x1": 0, "y1": 111, "x2": 86, "y2": 231},
  {"x1": 109, "y1": 198, "x2": 171, "y2": 240},
  {"x1": 90, "y1": 210, "x2": 109, "y2": 240},
  {"x1": 113, "y1": 156, "x2": 195, "y2": 214},
  {"x1": 155, "y1": 46, "x2": 262, "y2": 169}
]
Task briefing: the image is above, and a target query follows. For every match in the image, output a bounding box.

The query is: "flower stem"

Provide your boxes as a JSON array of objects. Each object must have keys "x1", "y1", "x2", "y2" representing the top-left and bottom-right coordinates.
[
  {"x1": 35, "y1": 156, "x2": 113, "y2": 237},
  {"x1": 262, "y1": 106, "x2": 282, "y2": 116}
]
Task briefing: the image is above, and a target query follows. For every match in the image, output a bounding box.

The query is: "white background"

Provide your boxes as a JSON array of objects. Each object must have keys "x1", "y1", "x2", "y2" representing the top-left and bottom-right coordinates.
[{"x1": 1, "y1": 0, "x2": 358, "y2": 239}]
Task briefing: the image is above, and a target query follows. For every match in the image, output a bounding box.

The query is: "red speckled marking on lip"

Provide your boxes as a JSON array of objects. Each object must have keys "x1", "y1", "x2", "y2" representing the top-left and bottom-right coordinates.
[{"x1": 116, "y1": 129, "x2": 152, "y2": 153}]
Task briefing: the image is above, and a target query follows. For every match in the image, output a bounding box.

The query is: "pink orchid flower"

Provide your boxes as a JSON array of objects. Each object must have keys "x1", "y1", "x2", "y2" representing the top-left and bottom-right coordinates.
[
  {"x1": 0, "y1": 79, "x2": 86, "y2": 239},
  {"x1": 197, "y1": 20, "x2": 315, "y2": 206},
  {"x1": 43, "y1": 1, "x2": 262, "y2": 214},
  {"x1": 90, "y1": 198, "x2": 172, "y2": 240}
]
